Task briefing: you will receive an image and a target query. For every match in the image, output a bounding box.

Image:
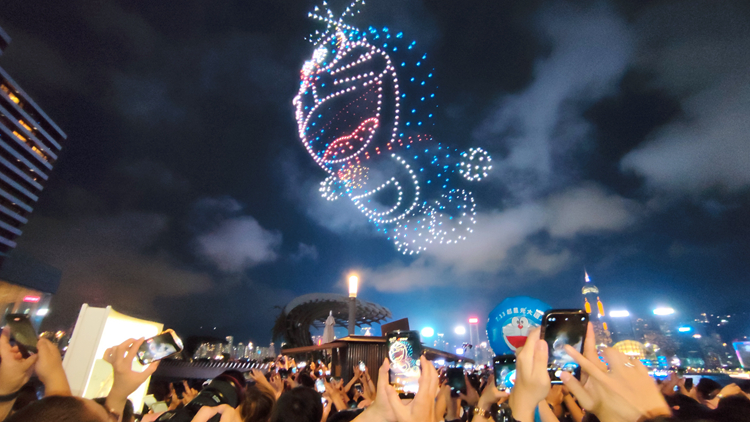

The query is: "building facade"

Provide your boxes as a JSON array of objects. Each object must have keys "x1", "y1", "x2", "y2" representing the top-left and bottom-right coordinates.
[
  {"x1": 0, "y1": 25, "x2": 67, "y2": 261},
  {"x1": 582, "y1": 271, "x2": 612, "y2": 347},
  {"x1": 0, "y1": 25, "x2": 65, "y2": 328}
]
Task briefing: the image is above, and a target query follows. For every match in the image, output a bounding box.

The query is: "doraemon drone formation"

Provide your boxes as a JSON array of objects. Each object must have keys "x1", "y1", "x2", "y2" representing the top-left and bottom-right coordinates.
[{"x1": 294, "y1": 0, "x2": 492, "y2": 254}]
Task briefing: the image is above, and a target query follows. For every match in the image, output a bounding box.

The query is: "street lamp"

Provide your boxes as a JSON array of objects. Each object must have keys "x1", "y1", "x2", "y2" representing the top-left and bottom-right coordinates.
[{"x1": 348, "y1": 274, "x2": 359, "y2": 335}]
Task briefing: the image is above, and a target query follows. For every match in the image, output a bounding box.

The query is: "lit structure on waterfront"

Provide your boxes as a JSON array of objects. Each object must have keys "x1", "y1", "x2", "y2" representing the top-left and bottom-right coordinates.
[{"x1": 582, "y1": 270, "x2": 612, "y2": 347}]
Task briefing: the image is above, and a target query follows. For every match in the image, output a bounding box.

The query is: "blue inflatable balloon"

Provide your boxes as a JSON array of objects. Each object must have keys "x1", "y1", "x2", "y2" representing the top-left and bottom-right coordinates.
[{"x1": 486, "y1": 296, "x2": 551, "y2": 355}]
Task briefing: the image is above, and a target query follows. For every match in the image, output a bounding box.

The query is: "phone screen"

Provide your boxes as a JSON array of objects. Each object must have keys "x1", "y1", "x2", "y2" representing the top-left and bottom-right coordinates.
[
  {"x1": 446, "y1": 367, "x2": 466, "y2": 396},
  {"x1": 386, "y1": 330, "x2": 422, "y2": 398},
  {"x1": 315, "y1": 378, "x2": 326, "y2": 393},
  {"x1": 136, "y1": 330, "x2": 183, "y2": 365},
  {"x1": 4, "y1": 314, "x2": 38, "y2": 356},
  {"x1": 493, "y1": 355, "x2": 516, "y2": 390},
  {"x1": 359, "y1": 361, "x2": 366, "y2": 372},
  {"x1": 541, "y1": 310, "x2": 588, "y2": 384}
]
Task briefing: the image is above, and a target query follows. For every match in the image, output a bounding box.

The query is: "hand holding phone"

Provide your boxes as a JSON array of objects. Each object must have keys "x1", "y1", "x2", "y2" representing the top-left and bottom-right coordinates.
[
  {"x1": 446, "y1": 367, "x2": 466, "y2": 397},
  {"x1": 3, "y1": 314, "x2": 38, "y2": 358},
  {"x1": 386, "y1": 330, "x2": 422, "y2": 398},
  {"x1": 540, "y1": 309, "x2": 588, "y2": 384},
  {"x1": 136, "y1": 329, "x2": 183, "y2": 365},
  {"x1": 493, "y1": 355, "x2": 517, "y2": 390}
]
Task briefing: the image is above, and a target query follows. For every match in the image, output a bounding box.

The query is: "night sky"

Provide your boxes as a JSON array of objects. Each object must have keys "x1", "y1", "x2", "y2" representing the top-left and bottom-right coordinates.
[{"x1": 1, "y1": 0, "x2": 749, "y2": 346}]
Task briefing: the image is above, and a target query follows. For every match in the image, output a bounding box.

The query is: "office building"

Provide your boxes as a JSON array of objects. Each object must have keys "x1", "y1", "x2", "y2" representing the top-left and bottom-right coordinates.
[
  {"x1": 0, "y1": 25, "x2": 67, "y2": 261},
  {"x1": 0, "y1": 25, "x2": 66, "y2": 327}
]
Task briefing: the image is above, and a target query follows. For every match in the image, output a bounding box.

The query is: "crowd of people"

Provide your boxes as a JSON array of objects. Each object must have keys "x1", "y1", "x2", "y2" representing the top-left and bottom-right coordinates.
[{"x1": 1, "y1": 323, "x2": 749, "y2": 422}]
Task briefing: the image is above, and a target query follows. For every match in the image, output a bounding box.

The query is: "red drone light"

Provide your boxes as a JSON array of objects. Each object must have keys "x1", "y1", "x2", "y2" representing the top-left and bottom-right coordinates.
[{"x1": 468, "y1": 317, "x2": 479, "y2": 324}]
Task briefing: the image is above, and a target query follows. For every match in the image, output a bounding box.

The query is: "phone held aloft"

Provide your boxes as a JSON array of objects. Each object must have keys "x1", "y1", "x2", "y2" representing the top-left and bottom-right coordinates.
[
  {"x1": 493, "y1": 355, "x2": 516, "y2": 390},
  {"x1": 386, "y1": 330, "x2": 423, "y2": 398},
  {"x1": 3, "y1": 313, "x2": 38, "y2": 357},
  {"x1": 136, "y1": 329, "x2": 184, "y2": 365},
  {"x1": 540, "y1": 309, "x2": 588, "y2": 384}
]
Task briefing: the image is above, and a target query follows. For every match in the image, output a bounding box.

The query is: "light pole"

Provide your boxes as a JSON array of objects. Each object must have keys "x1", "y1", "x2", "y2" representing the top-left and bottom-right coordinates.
[{"x1": 348, "y1": 274, "x2": 359, "y2": 336}]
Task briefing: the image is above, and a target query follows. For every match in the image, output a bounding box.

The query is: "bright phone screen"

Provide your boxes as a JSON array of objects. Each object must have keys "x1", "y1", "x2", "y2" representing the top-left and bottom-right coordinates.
[
  {"x1": 137, "y1": 330, "x2": 183, "y2": 364},
  {"x1": 493, "y1": 355, "x2": 516, "y2": 390},
  {"x1": 386, "y1": 330, "x2": 422, "y2": 397},
  {"x1": 542, "y1": 310, "x2": 588, "y2": 384}
]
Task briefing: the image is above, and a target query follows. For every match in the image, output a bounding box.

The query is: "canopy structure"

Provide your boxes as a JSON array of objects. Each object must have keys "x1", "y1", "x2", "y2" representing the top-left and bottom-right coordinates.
[{"x1": 273, "y1": 293, "x2": 391, "y2": 348}]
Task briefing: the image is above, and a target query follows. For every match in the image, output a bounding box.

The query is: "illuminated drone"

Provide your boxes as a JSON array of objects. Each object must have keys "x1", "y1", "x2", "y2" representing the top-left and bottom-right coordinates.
[{"x1": 294, "y1": 0, "x2": 492, "y2": 254}]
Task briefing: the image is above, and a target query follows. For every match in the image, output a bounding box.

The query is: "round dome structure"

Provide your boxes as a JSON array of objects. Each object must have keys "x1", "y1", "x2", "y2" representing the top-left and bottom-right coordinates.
[{"x1": 613, "y1": 340, "x2": 647, "y2": 360}]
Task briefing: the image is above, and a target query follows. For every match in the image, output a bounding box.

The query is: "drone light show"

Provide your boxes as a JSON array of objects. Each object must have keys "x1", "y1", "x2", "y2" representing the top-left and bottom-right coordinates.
[{"x1": 294, "y1": 0, "x2": 492, "y2": 254}]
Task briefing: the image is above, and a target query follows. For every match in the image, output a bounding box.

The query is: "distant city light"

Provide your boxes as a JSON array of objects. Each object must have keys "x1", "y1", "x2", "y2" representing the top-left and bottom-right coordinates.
[
  {"x1": 693, "y1": 334, "x2": 702, "y2": 339},
  {"x1": 36, "y1": 308, "x2": 48, "y2": 316},
  {"x1": 468, "y1": 317, "x2": 479, "y2": 324},
  {"x1": 653, "y1": 307, "x2": 675, "y2": 316},
  {"x1": 678, "y1": 326, "x2": 692, "y2": 332},
  {"x1": 421, "y1": 327, "x2": 435, "y2": 338},
  {"x1": 454, "y1": 326, "x2": 466, "y2": 335},
  {"x1": 455, "y1": 348, "x2": 464, "y2": 355},
  {"x1": 609, "y1": 310, "x2": 630, "y2": 318}
]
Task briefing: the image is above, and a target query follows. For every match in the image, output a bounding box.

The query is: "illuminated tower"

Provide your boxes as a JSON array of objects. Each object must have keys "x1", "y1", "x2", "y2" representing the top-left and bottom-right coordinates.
[{"x1": 582, "y1": 271, "x2": 612, "y2": 347}]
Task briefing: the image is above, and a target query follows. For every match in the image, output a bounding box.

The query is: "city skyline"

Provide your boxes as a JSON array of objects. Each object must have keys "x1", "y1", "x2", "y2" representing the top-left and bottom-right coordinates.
[{"x1": 0, "y1": 0, "x2": 748, "y2": 345}]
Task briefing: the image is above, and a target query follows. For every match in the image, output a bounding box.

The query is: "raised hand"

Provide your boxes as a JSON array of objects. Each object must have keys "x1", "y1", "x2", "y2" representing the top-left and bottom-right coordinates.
[
  {"x1": 458, "y1": 373, "x2": 479, "y2": 406},
  {"x1": 182, "y1": 380, "x2": 199, "y2": 404},
  {"x1": 509, "y1": 327, "x2": 550, "y2": 422},
  {"x1": 476, "y1": 374, "x2": 509, "y2": 415},
  {"x1": 103, "y1": 338, "x2": 160, "y2": 417},
  {"x1": 385, "y1": 355, "x2": 440, "y2": 422},
  {"x1": 352, "y1": 359, "x2": 397, "y2": 422},
  {"x1": 34, "y1": 337, "x2": 71, "y2": 396},
  {"x1": 561, "y1": 346, "x2": 671, "y2": 422},
  {"x1": 0, "y1": 327, "x2": 38, "y2": 396}
]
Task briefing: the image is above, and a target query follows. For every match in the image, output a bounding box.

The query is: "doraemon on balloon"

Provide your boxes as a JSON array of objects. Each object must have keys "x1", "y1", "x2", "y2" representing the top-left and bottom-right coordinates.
[{"x1": 294, "y1": 0, "x2": 492, "y2": 255}]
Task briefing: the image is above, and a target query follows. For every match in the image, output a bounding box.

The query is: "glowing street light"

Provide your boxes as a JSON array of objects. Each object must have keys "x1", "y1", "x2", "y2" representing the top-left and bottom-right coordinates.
[
  {"x1": 348, "y1": 275, "x2": 359, "y2": 298},
  {"x1": 421, "y1": 327, "x2": 435, "y2": 338},
  {"x1": 468, "y1": 317, "x2": 479, "y2": 324},
  {"x1": 348, "y1": 274, "x2": 359, "y2": 335},
  {"x1": 609, "y1": 310, "x2": 630, "y2": 318},
  {"x1": 454, "y1": 326, "x2": 466, "y2": 335},
  {"x1": 653, "y1": 307, "x2": 675, "y2": 316}
]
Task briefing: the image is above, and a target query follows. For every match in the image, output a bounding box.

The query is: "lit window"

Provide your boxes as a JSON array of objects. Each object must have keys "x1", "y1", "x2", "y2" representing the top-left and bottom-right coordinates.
[
  {"x1": 12, "y1": 131, "x2": 26, "y2": 141},
  {"x1": 18, "y1": 120, "x2": 32, "y2": 131},
  {"x1": 31, "y1": 146, "x2": 47, "y2": 161},
  {"x1": 8, "y1": 93, "x2": 19, "y2": 104}
]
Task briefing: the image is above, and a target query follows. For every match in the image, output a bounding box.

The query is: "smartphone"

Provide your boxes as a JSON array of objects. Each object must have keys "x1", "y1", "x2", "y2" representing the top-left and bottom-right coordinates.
[
  {"x1": 354, "y1": 383, "x2": 363, "y2": 394},
  {"x1": 446, "y1": 367, "x2": 466, "y2": 397},
  {"x1": 136, "y1": 329, "x2": 184, "y2": 365},
  {"x1": 278, "y1": 369, "x2": 289, "y2": 379},
  {"x1": 291, "y1": 367, "x2": 297, "y2": 374},
  {"x1": 3, "y1": 314, "x2": 38, "y2": 357},
  {"x1": 540, "y1": 309, "x2": 588, "y2": 384},
  {"x1": 684, "y1": 377, "x2": 693, "y2": 391},
  {"x1": 386, "y1": 330, "x2": 423, "y2": 398},
  {"x1": 493, "y1": 355, "x2": 517, "y2": 390},
  {"x1": 315, "y1": 378, "x2": 326, "y2": 393},
  {"x1": 359, "y1": 361, "x2": 366, "y2": 372}
]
